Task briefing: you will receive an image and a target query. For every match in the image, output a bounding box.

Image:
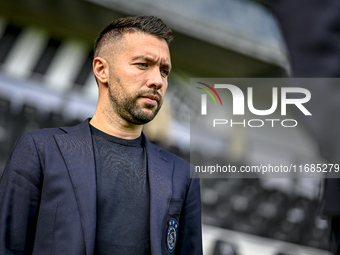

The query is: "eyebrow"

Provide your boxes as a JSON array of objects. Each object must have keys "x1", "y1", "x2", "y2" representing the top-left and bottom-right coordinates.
[{"x1": 132, "y1": 55, "x2": 172, "y2": 70}]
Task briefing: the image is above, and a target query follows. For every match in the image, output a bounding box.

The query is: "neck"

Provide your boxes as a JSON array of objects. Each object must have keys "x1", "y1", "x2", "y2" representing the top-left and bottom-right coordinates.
[{"x1": 90, "y1": 108, "x2": 143, "y2": 140}]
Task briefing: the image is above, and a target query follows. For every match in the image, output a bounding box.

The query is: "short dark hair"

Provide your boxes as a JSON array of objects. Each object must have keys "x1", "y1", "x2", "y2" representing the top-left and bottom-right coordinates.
[{"x1": 94, "y1": 16, "x2": 173, "y2": 57}]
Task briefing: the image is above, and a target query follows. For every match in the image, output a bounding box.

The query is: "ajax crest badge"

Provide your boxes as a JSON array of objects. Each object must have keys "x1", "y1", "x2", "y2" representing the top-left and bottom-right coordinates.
[{"x1": 167, "y1": 219, "x2": 178, "y2": 253}]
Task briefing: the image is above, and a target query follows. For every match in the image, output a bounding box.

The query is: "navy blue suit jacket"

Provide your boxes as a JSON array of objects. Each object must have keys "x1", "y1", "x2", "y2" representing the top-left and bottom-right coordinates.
[{"x1": 0, "y1": 119, "x2": 202, "y2": 255}]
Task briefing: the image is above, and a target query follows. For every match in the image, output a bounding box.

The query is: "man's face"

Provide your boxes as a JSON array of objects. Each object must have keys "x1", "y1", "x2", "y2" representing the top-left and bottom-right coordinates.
[{"x1": 106, "y1": 32, "x2": 171, "y2": 125}]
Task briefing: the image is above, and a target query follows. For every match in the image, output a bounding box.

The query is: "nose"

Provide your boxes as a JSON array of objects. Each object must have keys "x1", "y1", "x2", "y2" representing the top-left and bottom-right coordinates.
[{"x1": 147, "y1": 67, "x2": 165, "y2": 89}]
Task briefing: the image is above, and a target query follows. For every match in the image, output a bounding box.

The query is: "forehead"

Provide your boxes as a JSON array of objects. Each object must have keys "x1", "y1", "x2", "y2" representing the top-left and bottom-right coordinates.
[{"x1": 115, "y1": 32, "x2": 171, "y2": 64}]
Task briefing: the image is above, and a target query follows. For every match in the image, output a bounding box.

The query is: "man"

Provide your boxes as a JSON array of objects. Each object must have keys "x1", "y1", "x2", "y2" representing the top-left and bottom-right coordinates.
[{"x1": 0, "y1": 16, "x2": 202, "y2": 255}]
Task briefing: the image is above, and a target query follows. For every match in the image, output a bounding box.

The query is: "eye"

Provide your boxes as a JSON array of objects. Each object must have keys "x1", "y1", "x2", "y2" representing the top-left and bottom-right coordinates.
[
  {"x1": 137, "y1": 63, "x2": 148, "y2": 68},
  {"x1": 161, "y1": 69, "x2": 170, "y2": 77}
]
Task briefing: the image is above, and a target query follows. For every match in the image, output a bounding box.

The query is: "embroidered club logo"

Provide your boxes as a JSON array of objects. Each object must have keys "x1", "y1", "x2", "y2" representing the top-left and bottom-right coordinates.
[{"x1": 167, "y1": 219, "x2": 178, "y2": 253}]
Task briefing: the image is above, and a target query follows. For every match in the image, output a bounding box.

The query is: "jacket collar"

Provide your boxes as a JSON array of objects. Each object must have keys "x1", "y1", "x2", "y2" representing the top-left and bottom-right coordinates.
[{"x1": 55, "y1": 119, "x2": 174, "y2": 255}]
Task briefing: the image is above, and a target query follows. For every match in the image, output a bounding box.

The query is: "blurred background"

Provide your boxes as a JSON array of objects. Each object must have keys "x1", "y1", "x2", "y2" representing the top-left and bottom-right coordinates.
[{"x1": 0, "y1": 0, "x2": 334, "y2": 254}]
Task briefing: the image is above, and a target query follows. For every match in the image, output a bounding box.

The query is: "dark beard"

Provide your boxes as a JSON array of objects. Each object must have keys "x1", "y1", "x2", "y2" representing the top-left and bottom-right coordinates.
[{"x1": 109, "y1": 85, "x2": 163, "y2": 125}]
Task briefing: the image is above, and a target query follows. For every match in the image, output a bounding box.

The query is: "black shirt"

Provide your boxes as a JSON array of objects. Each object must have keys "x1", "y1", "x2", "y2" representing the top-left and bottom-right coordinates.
[{"x1": 91, "y1": 125, "x2": 150, "y2": 255}]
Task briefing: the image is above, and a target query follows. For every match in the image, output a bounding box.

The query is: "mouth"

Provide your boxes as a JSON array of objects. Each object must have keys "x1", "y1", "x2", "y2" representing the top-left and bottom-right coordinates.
[{"x1": 140, "y1": 94, "x2": 160, "y2": 106}]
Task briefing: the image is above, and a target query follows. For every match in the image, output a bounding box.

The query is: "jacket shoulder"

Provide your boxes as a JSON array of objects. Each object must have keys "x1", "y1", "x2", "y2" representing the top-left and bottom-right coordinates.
[
  {"x1": 160, "y1": 147, "x2": 189, "y2": 167},
  {"x1": 153, "y1": 143, "x2": 197, "y2": 179},
  {"x1": 146, "y1": 140, "x2": 189, "y2": 166},
  {"x1": 22, "y1": 119, "x2": 89, "y2": 139},
  {"x1": 13, "y1": 120, "x2": 89, "y2": 154},
  {"x1": 26, "y1": 126, "x2": 65, "y2": 137}
]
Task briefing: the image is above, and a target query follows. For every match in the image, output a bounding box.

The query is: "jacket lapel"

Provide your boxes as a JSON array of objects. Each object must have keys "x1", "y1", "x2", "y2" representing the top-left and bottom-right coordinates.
[
  {"x1": 144, "y1": 136, "x2": 173, "y2": 255},
  {"x1": 54, "y1": 120, "x2": 96, "y2": 255}
]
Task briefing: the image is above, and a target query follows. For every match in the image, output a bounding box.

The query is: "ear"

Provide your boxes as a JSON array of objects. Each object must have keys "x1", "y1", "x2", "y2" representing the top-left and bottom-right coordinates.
[{"x1": 93, "y1": 57, "x2": 109, "y2": 84}]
